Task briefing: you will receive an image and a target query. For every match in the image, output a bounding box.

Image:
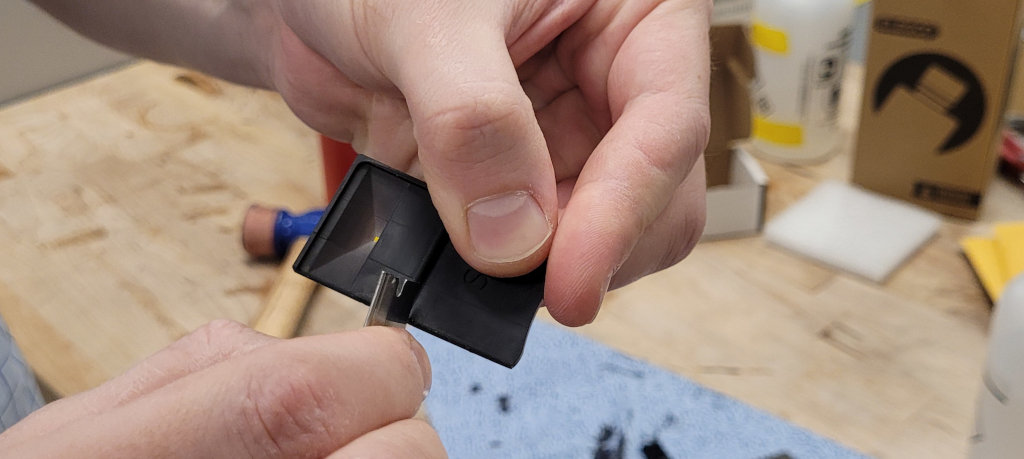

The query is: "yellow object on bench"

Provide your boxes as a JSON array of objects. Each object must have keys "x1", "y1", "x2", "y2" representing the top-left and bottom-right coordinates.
[{"x1": 961, "y1": 222, "x2": 1024, "y2": 302}]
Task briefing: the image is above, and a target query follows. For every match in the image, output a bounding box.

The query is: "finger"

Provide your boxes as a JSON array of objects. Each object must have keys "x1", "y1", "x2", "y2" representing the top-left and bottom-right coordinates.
[
  {"x1": 520, "y1": 50, "x2": 575, "y2": 111},
  {"x1": 12, "y1": 327, "x2": 431, "y2": 459},
  {"x1": 545, "y1": 0, "x2": 712, "y2": 326},
  {"x1": 535, "y1": 89, "x2": 603, "y2": 181},
  {"x1": 2, "y1": 320, "x2": 274, "y2": 442},
  {"x1": 327, "y1": 419, "x2": 447, "y2": 459},
  {"x1": 514, "y1": 1, "x2": 593, "y2": 109},
  {"x1": 380, "y1": 4, "x2": 559, "y2": 277},
  {"x1": 611, "y1": 157, "x2": 706, "y2": 288}
]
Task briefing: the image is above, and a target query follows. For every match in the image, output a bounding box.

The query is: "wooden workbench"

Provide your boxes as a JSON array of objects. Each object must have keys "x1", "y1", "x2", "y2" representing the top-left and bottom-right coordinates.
[{"x1": 1, "y1": 61, "x2": 1022, "y2": 458}]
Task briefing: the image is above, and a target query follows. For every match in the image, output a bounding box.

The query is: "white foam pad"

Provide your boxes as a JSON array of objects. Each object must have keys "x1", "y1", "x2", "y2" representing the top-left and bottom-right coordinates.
[{"x1": 764, "y1": 181, "x2": 941, "y2": 282}]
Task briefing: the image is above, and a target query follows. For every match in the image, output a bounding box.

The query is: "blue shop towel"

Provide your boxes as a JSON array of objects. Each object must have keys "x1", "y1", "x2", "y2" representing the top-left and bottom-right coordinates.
[
  {"x1": 0, "y1": 314, "x2": 44, "y2": 432},
  {"x1": 413, "y1": 322, "x2": 867, "y2": 459}
]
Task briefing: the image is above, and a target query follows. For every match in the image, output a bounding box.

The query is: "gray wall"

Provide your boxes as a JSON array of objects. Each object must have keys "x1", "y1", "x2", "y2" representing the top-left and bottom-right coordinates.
[{"x1": 0, "y1": 1, "x2": 130, "y2": 105}]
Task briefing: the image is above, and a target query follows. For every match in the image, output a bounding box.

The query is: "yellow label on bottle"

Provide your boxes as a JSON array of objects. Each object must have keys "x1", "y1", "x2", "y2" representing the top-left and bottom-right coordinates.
[
  {"x1": 753, "y1": 116, "x2": 804, "y2": 146},
  {"x1": 751, "y1": 21, "x2": 789, "y2": 54}
]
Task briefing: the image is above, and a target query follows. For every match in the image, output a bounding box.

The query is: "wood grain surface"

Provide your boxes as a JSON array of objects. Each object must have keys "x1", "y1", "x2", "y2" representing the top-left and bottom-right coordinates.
[{"x1": 1, "y1": 61, "x2": 1022, "y2": 458}]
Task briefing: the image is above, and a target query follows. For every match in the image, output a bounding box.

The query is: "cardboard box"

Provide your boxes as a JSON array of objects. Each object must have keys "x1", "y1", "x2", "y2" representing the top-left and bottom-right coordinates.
[
  {"x1": 852, "y1": 0, "x2": 1024, "y2": 219},
  {"x1": 702, "y1": 147, "x2": 768, "y2": 240},
  {"x1": 1007, "y1": 34, "x2": 1024, "y2": 118},
  {"x1": 707, "y1": 24, "x2": 755, "y2": 187}
]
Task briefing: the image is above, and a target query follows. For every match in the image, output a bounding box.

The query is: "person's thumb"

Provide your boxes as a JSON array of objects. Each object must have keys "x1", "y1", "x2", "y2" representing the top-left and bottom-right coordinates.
[{"x1": 384, "y1": 8, "x2": 558, "y2": 277}]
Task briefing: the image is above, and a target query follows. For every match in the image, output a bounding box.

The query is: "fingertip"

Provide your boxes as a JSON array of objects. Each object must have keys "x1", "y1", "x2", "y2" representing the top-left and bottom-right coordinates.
[
  {"x1": 543, "y1": 185, "x2": 630, "y2": 326},
  {"x1": 546, "y1": 301, "x2": 600, "y2": 327},
  {"x1": 544, "y1": 294, "x2": 603, "y2": 327},
  {"x1": 359, "y1": 327, "x2": 431, "y2": 397},
  {"x1": 404, "y1": 332, "x2": 432, "y2": 397},
  {"x1": 543, "y1": 267, "x2": 609, "y2": 327}
]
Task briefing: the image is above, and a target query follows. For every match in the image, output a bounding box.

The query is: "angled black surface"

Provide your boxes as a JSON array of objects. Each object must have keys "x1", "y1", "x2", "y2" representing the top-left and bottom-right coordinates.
[{"x1": 293, "y1": 155, "x2": 543, "y2": 367}]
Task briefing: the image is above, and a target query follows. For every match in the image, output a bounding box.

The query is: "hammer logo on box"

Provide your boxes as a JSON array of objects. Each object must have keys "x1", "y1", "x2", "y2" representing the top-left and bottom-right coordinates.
[{"x1": 874, "y1": 53, "x2": 985, "y2": 153}]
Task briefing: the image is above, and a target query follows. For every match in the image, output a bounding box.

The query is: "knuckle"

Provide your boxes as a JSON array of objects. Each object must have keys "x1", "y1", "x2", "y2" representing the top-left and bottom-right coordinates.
[
  {"x1": 421, "y1": 87, "x2": 522, "y2": 134},
  {"x1": 416, "y1": 85, "x2": 530, "y2": 168},
  {"x1": 684, "y1": 199, "x2": 707, "y2": 251},
  {"x1": 652, "y1": 101, "x2": 710, "y2": 175},
  {"x1": 579, "y1": 177, "x2": 649, "y2": 240},
  {"x1": 626, "y1": 94, "x2": 710, "y2": 179},
  {"x1": 627, "y1": 121, "x2": 681, "y2": 180},
  {"x1": 662, "y1": 209, "x2": 704, "y2": 269},
  {"x1": 686, "y1": 102, "x2": 712, "y2": 157},
  {"x1": 660, "y1": 181, "x2": 706, "y2": 271},
  {"x1": 618, "y1": 176, "x2": 666, "y2": 234}
]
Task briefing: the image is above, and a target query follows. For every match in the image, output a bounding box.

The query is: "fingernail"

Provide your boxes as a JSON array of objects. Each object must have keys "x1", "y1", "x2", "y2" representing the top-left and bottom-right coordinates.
[
  {"x1": 405, "y1": 333, "x2": 432, "y2": 397},
  {"x1": 467, "y1": 191, "x2": 551, "y2": 263}
]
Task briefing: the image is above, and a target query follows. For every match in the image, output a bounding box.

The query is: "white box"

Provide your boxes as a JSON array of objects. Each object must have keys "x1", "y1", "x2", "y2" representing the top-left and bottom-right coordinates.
[{"x1": 702, "y1": 148, "x2": 768, "y2": 240}]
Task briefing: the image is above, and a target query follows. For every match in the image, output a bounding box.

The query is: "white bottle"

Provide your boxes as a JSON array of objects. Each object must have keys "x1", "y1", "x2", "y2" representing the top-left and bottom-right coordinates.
[
  {"x1": 749, "y1": 0, "x2": 857, "y2": 164},
  {"x1": 972, "y1": 273, "x2": 1024, "y2": 458}
]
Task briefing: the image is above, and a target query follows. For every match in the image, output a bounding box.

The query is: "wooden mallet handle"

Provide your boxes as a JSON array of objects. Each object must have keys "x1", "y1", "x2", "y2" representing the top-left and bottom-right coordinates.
[{"x1": 251, "y1": 237, "x2": 317, "y2": 338}]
